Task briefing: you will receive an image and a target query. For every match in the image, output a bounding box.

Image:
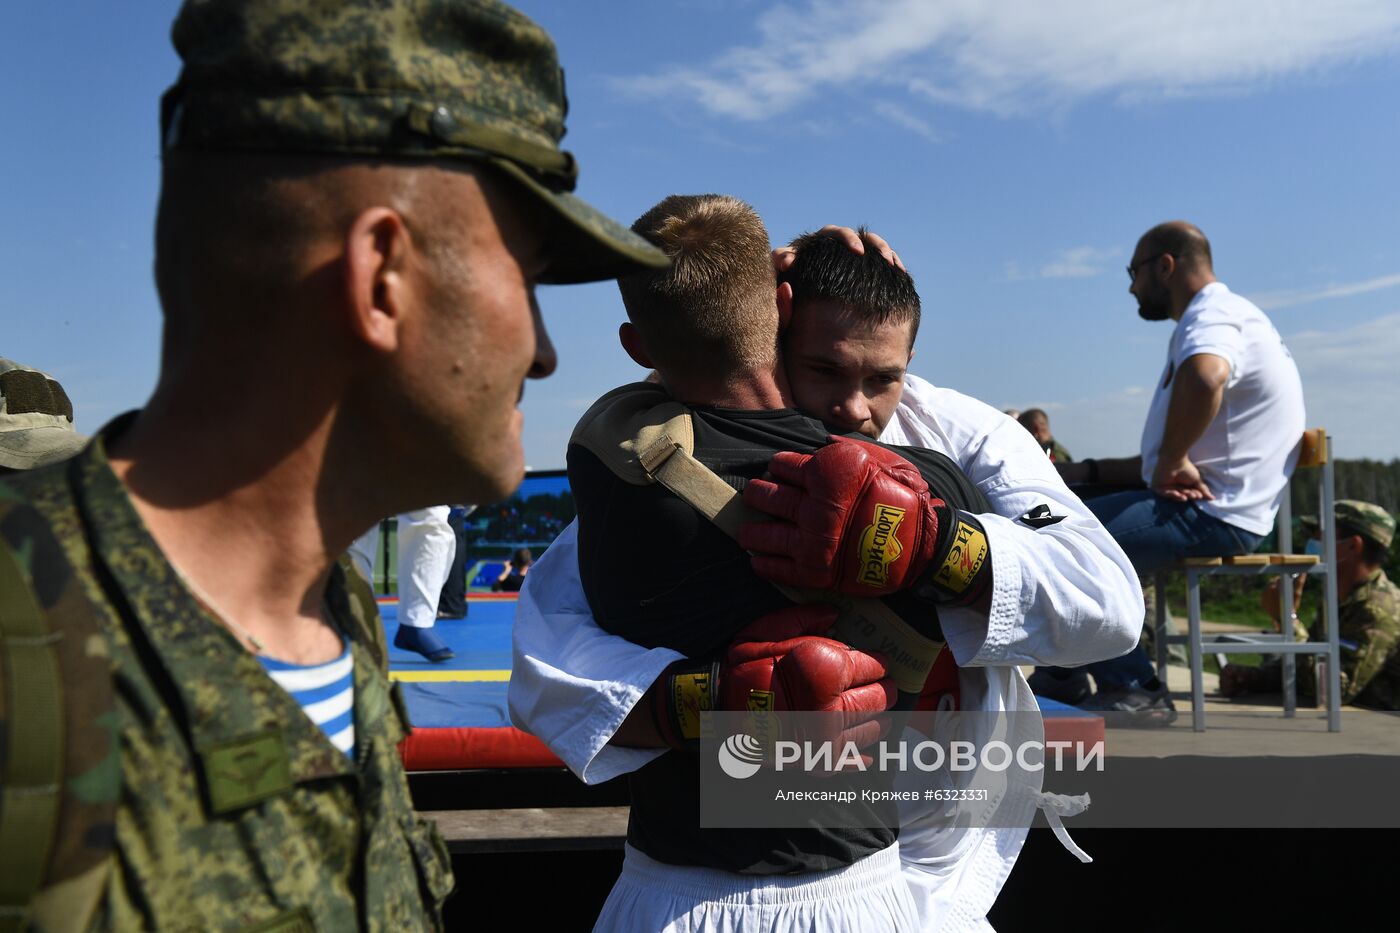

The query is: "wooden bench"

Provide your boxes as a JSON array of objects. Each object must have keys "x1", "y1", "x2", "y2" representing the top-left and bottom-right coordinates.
[{"x1": 423, "y1": 805, "x2": 629, "y2": 854}]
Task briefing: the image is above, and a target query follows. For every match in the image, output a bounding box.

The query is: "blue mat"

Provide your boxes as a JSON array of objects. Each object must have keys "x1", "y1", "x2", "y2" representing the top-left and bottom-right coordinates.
[
  {"x1": 398, "y1": 682, "x2": 513, "y2": 729},
  {"x1": 382, "y1": 599, "x2": 518, "y2": 728},
  {"x1": 1035, "y1": 697, "x2": 1101, "y2": 718}
]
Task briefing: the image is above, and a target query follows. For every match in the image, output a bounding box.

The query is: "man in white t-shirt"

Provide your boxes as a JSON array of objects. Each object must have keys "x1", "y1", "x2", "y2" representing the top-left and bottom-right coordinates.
[{"x1": 1046, "y1": 221, "x2": 1306, "y2": 721}]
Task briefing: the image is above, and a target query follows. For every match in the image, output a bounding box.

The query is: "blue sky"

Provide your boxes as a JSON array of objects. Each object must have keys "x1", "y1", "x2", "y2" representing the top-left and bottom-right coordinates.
[{"x1": 5, "y1": 1, "x2": 1400, "y2": 468}]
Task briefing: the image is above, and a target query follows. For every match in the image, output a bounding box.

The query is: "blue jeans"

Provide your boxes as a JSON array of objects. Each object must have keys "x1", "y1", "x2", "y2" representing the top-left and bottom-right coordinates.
[{"x1": 1064, "y1": 490, "x2": 1263, "y2": 689}]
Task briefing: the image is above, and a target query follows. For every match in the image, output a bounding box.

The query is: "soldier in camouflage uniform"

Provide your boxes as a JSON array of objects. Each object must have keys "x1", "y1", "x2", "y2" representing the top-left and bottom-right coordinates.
[
  {"x1": 1221, "y1": 500, "x2": 1400, "y2": 710},
  {"x1": 0, "y1": 1, "x2": 667, "y2": 930}
]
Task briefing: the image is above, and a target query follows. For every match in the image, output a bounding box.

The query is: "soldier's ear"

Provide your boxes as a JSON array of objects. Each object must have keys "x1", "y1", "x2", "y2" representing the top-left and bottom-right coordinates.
[
  {"x1": 344, "y1": 207, "x2": 412, "y2": 354},
  {"x1": 1339, "y1": 533, "x2": 1363, "y2": 560},
  {"x1": 619, "y1": 322, "x2": 654, "y2": 369}
]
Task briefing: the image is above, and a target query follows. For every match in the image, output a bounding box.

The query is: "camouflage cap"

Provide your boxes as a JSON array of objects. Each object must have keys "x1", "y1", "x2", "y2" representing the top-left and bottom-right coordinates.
[
  {"x1": 1301, "y1": 500, "x2": 1395, "y2": 550},
  {"x1": 0, "y1": 359, "x2": 88, "y2": 470},
  {"x1": 161, "y1": 0, "x2": 668, "y2": 285}
]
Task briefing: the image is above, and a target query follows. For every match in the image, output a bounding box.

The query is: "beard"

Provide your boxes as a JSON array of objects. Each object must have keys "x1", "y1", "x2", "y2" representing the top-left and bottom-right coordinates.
[{"x1": 1136, "y1": 285, "x2": 1172, "y2": 321}]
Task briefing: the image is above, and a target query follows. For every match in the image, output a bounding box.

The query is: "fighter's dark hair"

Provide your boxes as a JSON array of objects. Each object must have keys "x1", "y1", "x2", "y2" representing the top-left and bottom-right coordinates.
[{"x1": 778, "y1": 227, "x2": 920, "y2": 346}]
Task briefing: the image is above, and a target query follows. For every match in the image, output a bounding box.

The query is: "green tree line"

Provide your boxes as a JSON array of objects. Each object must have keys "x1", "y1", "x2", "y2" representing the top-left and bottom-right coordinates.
[
  {"x1": 1290, "y1": 458, "x2": 1400, "y2": 583},
  {"x1": 1290, "y1": 458, "x2": 1400, "y2": 517}
]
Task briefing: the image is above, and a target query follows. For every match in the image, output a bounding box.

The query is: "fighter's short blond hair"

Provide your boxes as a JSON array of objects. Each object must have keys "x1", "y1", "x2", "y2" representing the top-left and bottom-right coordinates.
[{"x1": 617, "y1": 194, "x2": 777, "y2": 380}]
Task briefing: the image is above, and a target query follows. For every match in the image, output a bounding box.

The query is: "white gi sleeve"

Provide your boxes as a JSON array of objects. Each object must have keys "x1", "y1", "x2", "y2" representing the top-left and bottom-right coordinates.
[
  {"x1": 881, "y1": 375, "x2": 1143, "y2": 667},
  {"x1": 508, "y1": 520, "x2": 681, "y2": 784}
]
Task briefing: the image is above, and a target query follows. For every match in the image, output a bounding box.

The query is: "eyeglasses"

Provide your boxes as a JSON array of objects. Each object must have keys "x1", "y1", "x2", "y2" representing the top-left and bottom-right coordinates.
[
  {"x1": 1126, "y1": 254, "x2": 1169, "y2": 282},
  {"x1": 1126, "y1": 253, "x2": 1183, "y2": 282}
]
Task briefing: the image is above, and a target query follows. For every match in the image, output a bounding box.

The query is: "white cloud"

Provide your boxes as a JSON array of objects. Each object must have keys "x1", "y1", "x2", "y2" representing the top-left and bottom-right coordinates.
[
  {"x1": 1253, "y1": 272, "x2": 1400, "y2": 310},
  {"x1": 1286, "y1": 312, "x2": 1400, "y2": 383},
  {"x1": 1006, "y1": 245, "x2": 1119, "y2": 280},
  {"x1": 873, "y1": 101, "x2": 940, "y2": 143},
  {"x1": 1040, "y1": 246, "x2": 1119, "y2": 279},
  {"x1": 616, "y1": 1, "x2": 1400, "y2": 122},
  {"x1": 1283, "y1": 313, "x2": 1400, "y2": 460}
]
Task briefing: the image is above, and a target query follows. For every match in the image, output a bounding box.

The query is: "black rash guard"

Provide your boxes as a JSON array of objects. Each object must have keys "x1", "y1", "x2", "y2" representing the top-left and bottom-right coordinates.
[{"x1": 569, "y1": 404, "x2": 990, "y2": 874}]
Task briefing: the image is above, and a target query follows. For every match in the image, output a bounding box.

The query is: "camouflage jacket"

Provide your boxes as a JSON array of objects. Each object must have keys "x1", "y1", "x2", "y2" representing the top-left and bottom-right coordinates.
[
  {"x1": 1274, "y1": 567, "x2": 1400, "y2": 709},
  {"x1": 0, "y1": 420, "x2": 452, "y2": 931},
  {"x1": 1323, "y1": 568, "x2": 1400, "y2": 710}
]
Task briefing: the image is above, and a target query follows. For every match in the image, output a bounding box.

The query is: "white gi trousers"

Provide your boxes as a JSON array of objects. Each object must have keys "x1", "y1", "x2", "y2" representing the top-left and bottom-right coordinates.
[
  {"x1": 593, "y1": 842, "x2": 918, "y2": 933},
  {"x1": 350, "y1": 507, "x2": 455, "y2": 629}
]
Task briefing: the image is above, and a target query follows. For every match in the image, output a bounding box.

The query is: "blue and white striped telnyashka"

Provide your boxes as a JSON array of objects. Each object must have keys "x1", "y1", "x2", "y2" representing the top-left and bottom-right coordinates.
[{"x1": 259, "y1": 643, "x2": 356, "y2": 759}]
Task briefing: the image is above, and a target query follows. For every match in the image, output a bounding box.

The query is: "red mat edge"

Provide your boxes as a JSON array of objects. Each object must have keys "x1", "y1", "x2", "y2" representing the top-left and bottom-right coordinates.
[
  {"x1": 400, "y1": 726, "x2": 564, "y2": 771},
  {"x1": 1042, "y1": 715, "x2": 1106, "y2": 752},
  {"x1": 397, "y1": 718, "x2": 1104, "y2": 772}
]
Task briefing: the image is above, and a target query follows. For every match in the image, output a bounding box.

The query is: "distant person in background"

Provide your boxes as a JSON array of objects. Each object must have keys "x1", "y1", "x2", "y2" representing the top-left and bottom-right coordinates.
[
  {"x1": 0, "y1": 358, "x2": 87, "y2": 473},
  {"x1": 437, "y1": 505, "x2": 476, "y2": 620},
  {"x1": 1221, "y1": 500, "x2": 1400, "y2": 709},
  {"x1": 350, "y1": 508, "x2": 458, "y2": 661},
  {"x1": 493, "y1": 547, "x2": 533, "y2": 592},
  {"x1": 1018, "y1": 408, "x2": 1073, "y2": 463},
  {"x1": 1045, "y1": 221, "x2": 1305, "y2": 723},
  {"x1": 1003, "y1": 407, "x2": 1021, "y2": 420}
]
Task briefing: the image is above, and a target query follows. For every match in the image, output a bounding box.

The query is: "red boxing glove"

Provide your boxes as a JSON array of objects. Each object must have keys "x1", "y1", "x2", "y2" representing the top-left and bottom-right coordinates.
[
  {"x1": 650, "y1": 604, "x2": 896, "y2": 751},
  {"x1": 740, "y1": 437, "x2": 991, "y2": 603}
]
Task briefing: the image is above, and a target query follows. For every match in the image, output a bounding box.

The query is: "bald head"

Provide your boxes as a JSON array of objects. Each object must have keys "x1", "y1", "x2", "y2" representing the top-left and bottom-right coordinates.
[
  {"x1": 1136, "y1": 221, "x2": 1213, "y2": 275},
  {"x1": 1128, "y1": 220, "x2": 1220, "y2": 321}
]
